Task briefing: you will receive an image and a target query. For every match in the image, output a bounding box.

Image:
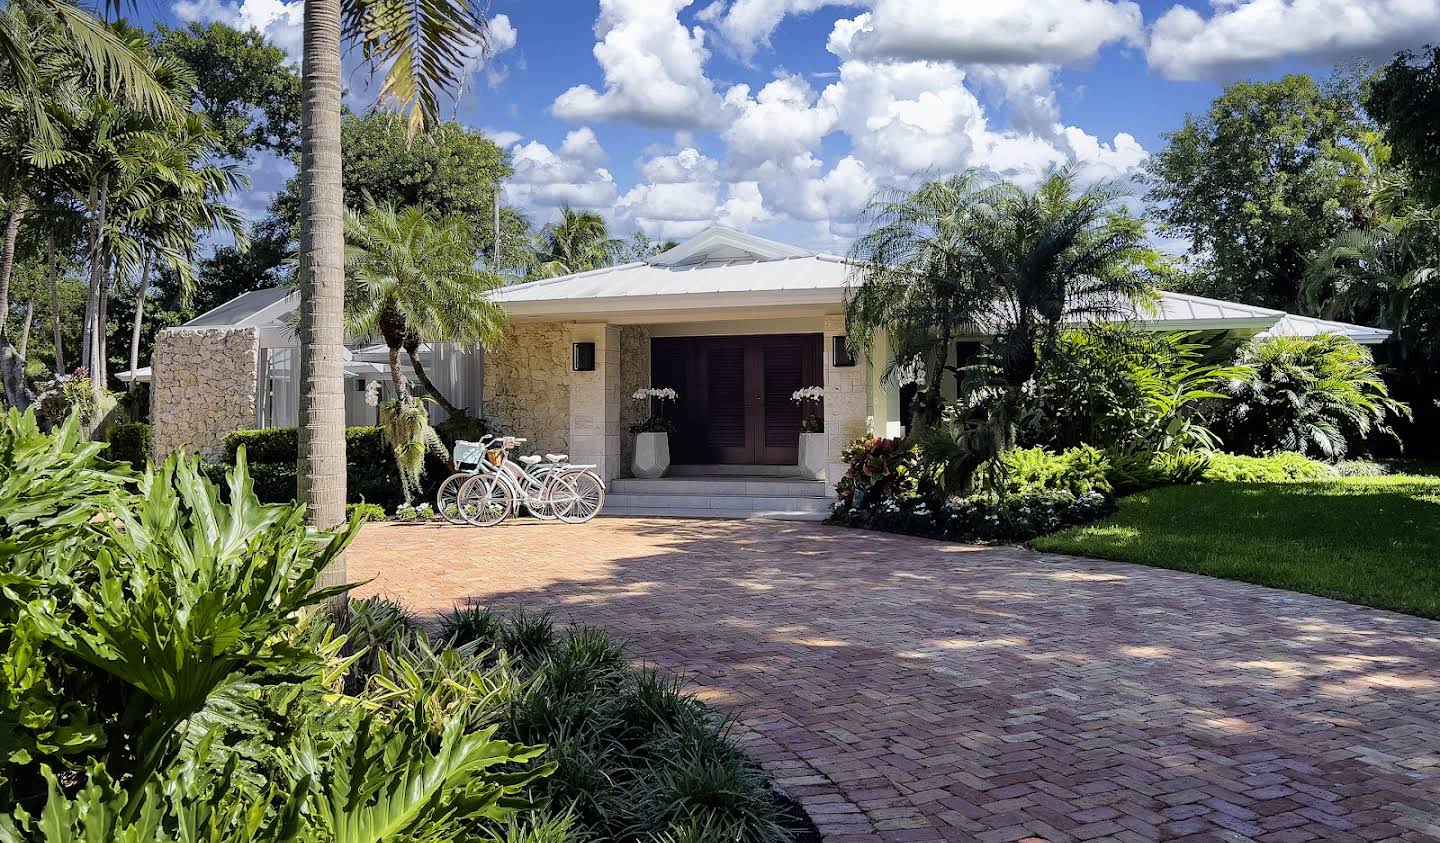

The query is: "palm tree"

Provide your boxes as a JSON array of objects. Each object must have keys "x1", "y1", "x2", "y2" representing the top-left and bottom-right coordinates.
[
  {"x1": 531, "y1": 206, "x2": 620, "y2": 278},
  {"x1": 344, "y1": 202, "x2": 505, "y2": 417},
  {"x1": 961, "y1": 168, "x2": 1156, "y2": 447},
  {"x1": 110, "y1": 120, "x2": 248, "y2": 389},
  {"x1": 295, "y1": 0, "x2": 495, "y2": 563},
  {"x1": 1303, "y1": 134, "x2": 1440, "y2": 356},
  {"x1": 848, "y1": 168, "x2": 1155, "y2": 484},
  {"x1": 846, "y1": 171, "x2": 993, "y2": 428},
  {"x1": 1214, "y1": 334, "x2": 1409, "y2": 459}
]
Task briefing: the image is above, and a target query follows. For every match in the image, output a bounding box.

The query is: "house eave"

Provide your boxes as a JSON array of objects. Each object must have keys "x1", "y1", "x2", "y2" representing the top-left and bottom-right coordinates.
[{"x1": 499, "y1": 287, "x2": 846, "y2": 321}]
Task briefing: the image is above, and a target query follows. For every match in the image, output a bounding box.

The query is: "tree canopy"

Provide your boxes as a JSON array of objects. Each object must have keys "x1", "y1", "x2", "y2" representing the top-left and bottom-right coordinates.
[
  {"x1": 1365, "y1": 45, "x2": 1440, "y2": 206},
  {"x1": 152, "y1": 22, "x2": 302, "y2": 162},
  {"x1": 1144, "y1": 74, "x2": 1361, "y2": 311}
]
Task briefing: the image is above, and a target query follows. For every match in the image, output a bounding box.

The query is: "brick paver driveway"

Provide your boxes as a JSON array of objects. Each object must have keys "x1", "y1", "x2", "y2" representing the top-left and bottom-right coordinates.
[{"x1": 350, "y1": 518, "x2": 1440, "y2": 842}]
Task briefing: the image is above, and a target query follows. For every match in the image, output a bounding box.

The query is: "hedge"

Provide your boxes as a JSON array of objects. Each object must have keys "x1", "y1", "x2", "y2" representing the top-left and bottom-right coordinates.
[
  {"x1": 213, "y1": 426, "x2": 406, "y2": 511},
  {"x1": 103, "y1": 422, "x2": 152, "y2": 469},
  {"x1": 212, "y1": 419, "x2": 492, "y2": 512}
]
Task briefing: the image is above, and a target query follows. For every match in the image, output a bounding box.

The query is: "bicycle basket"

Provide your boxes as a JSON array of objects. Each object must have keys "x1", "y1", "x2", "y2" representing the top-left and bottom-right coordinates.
[{"x1": 486, "y1": 449, "x2": 504, "y2": 466}]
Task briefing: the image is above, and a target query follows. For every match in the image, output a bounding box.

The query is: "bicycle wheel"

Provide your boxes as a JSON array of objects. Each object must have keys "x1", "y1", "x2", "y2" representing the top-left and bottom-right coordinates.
[
  {"x1": 524, "y1": 468, "x2": 560, "y2": 521},
  {"x1": 436, "y1": 473, "x2": 470, "y2": 524},
  {"x1": 458, "y1": 474, "x2": 513, "y2": 527},
  {"x1": 554, "y1": 471, "x2": 605, "y2": 524}
]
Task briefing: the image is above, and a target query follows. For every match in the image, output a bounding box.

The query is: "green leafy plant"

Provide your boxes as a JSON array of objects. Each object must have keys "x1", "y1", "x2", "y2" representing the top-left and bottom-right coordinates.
[
  {"x1": 1213, "y1": 334, "x2": 1409, "y2": 460},
  {"x1": 834, "y1": 436, "x2": 921, "y2": 510},
  {"x1": 1203, "y1": 452, "x2": 1336, "y2": 482},
  {"x1": 102, "y1": 421, "x2": 151, "y2": 469},
  {"x1": 378, "y1": 395, "x2": 449, "y2": 505}
]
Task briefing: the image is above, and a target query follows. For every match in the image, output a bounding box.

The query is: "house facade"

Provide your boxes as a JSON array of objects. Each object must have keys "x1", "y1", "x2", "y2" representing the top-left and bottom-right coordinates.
[{"x1": 137, "y1": 226, "x2": 1389, "y2": 485}]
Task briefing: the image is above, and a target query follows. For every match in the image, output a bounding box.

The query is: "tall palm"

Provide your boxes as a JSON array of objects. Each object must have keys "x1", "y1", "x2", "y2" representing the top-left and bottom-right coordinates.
[
  {"x1": 108, "y1": 120, "x2": 248, "y2": 387},
  {"x1": 531, "y1": 205, "x2": 620, "y2": 278},
  {"x1": 962, "y1": 168, "x2": 1156, "y2": 443},
  {"x1": 0, "y1": 2, "x2": 171, "y2": 331},
  {"x1": 296, "y1": 0, "x2": 494, "y2": 577},
  {"x1": 344, "y1": 202, "x2": 504, "y2": 416},
  {"x1": 846, "y1": 171, "x2": 993, "y2": 427},
  {"x1": 56, "y1": 38, "x2": 189, "y2": 406}
]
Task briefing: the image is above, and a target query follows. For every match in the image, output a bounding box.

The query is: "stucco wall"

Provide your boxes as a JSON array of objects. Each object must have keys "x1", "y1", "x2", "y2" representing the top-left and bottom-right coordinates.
[
  {"x1": 617, "y1": 325, "x2": 651, "y2": 476},
  {"x1": 482, "y1": 321, "x2": 570, "y2": 457},
  {"x1": 151, "y1": 327, "x2": 258, "y2": 460}
]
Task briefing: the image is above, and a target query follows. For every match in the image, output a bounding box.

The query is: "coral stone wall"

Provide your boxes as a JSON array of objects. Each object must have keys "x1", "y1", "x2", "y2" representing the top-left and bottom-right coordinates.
[
  {"x1": 151, "y1": 327, "x2": 259, "y2": 460},
  {"x1": 482, "y1": 321, "x2": 570, "y2": 457},
  {"x1": 617, "y1": 325, "x2": 652, "y2": 477},
  {"x1": 823, "y1": 315, "x2": 869, "y2": 483}
]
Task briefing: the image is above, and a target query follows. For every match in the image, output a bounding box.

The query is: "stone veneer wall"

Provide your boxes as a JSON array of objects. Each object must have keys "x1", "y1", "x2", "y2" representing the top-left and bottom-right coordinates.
[
  {"x1": 151, "y1": 326, "x2": 259, "y2": 460},
  {"x1": 616, "y1": 325, "x2": 651, "y2": 477},
  {"x1": 822, "y1": 315, "x2": 869, "y2": 483},
  {"x1": 482, "y1": 321, "x2": 570, "y2": 457}
]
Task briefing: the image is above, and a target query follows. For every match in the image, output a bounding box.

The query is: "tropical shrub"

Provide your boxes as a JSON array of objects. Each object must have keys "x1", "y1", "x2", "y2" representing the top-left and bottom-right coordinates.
[
  {"x1": 1212, "y1": 334, "x2": 1409, "y2": 460},
  {"x1": 831, "y1": 488, "x2": 1114, "y2": 543},
  {"x1": 1105, "y1": 449, "x2": 1212, "y2": 494},
  {"x1": 1203, "y1": 452, "x2": 1336, "y2": 482},
  {"x1": 1335, "y1": 459, "x2": 1389, "y2": 477},
  {"x1": 32, "y1": 368, "x2": 105, "y2": 429},
  {"x1": 834, "y1": 437, "x2": 921, "y2": 509},
  {"x1": 342, "y1": 603, "x2": 803, "y2": 842},
  {"x1": 1025, "y1": 329, "x2": 1243, "y2": 453},
  {"x1": 102, "y1": 421, "x2": 152, "y2": 469},
  {"x1": 346, "y1": 501, "x2": 386, "y2": 521},
  {"x1": 0, "y1": 408, "x2": 553, "y2": 839},
  {"x1": 994, "y1": 445, "x2": 1112, "y2": 497}
]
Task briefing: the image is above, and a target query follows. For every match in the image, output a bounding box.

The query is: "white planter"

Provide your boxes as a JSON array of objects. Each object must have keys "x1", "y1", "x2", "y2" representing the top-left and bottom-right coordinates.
[
  {"x1": 798, "y1": 432, "x2": 827, "y2": 481},
  {"x1": 632, "y1": 432, "x2": 671, "y2": 479}
]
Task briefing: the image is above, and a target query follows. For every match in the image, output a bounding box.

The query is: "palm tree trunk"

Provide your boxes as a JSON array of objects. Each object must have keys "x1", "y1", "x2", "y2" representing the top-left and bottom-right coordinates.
[
  {"x1": 403, "y1": 337, "x2": 462, "y2": 417},
  {"x1": 387, "y1": 344, "x2": 406, "y2": 399},
  {"x1": 297, "y1": 0, "x2": 349, "y2": 587},
  {"x1": 127, "y1": 249, "x2": 152, "y2": 392},
  {"x1": 47, "y1": 233, "x2": 63, "y2": 373},
  {"x1": 0, "y1": 191, "x2": 30, "y2": 334},
  {"x1": 81, "y1": 175, "x2": 107, "y2": 381},
  {"x1": 18, "y1": 298, "x2": 33, "y2": 358},
  {"x1": 97, "y1": 251, "x2": 113, "y2": 386}
]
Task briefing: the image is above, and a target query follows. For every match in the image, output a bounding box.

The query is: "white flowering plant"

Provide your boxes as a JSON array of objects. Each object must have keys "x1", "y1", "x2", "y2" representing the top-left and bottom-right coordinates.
[
  {"x1": 790, "y1": 386, "x2": 824, "y2": 433},
  {"x1": 629, "y1": 386, "x2": 679, "y2": 434}
]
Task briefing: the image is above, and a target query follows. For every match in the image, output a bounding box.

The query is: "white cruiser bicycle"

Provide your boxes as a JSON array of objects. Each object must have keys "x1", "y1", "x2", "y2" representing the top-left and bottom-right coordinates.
[{"x1": 436, "y1": 435, "x2": 605, "y2": 526}]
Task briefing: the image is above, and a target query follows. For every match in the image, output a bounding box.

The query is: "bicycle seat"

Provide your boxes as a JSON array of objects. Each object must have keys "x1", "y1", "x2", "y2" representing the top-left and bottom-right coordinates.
[
  {"x1": 545, "y1": 453, "x2": 568, "y2": 463},
  {"x1": 518, "y1": 454, "x2": 543, "y2": 466}
]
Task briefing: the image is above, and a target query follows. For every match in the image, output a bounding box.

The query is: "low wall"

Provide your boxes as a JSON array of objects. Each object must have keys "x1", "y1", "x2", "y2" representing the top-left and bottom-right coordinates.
[
  {"x1": 482, "y1": 321, "x2": 570, "y2": 457},
  {"x1": 151, "y1": 327, "x2": 258, "y2": 460}
]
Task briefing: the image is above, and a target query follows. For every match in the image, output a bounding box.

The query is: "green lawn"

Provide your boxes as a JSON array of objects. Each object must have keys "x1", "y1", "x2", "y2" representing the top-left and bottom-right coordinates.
[{"x1": 1032, "y1": 475, "x2": 1440, "y2": 619}]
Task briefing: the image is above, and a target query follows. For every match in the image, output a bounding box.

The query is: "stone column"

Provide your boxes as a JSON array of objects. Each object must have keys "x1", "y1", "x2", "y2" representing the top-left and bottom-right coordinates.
[
  {"x1": 568, "y1": 323, "x2": 622, "y2": 480},
  {"x1": 151, "y1": 326, "x2": 260, "y2": 460},
  {"x1": 822, "y1": 315, "x2": 868, "y2": 484}
]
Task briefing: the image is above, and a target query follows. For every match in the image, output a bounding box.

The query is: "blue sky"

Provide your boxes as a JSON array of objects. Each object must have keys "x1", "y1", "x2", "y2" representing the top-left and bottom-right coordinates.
[{"x1": 158, "y1": 0, "x2": 1440, "y2": 252}]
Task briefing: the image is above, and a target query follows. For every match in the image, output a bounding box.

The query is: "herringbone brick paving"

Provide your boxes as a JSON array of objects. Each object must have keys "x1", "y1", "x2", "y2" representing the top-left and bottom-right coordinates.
[{"x1": 350, "y1": 518, "x2": 1440, "y2": 842}]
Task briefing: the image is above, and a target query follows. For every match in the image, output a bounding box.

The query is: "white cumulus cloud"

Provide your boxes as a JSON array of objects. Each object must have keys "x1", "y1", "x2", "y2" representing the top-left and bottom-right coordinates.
[
  {"x1": 1147, "y1": 0, "x2": 1440, "y2": 80},
  {"x1": 829, "y1": 0, "x2": 1142, "y2": 65},
  {"x1": 551, "y1": 0, "x2": 728, "y2": 128},
  {"x1": 172, "y1": 0, "x2": 304, "y2": 63},
  {"x1": 505, "y1": 135, "x2": 619, "y2": 215}
]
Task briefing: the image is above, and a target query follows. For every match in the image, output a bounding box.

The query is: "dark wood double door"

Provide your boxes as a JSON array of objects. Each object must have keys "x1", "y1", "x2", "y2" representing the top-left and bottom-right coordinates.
[{"x1": 651, "y1": 334, "x2": 823, "y2": 465}]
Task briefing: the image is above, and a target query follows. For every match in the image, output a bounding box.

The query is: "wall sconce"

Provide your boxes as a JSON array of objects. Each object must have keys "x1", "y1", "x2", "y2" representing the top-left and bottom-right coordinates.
[
  {"x1": 832, "y1": 335, "x2": 857, "y2": 367},
  {"x1": 572, "y1": 341, "x2": 596, "y2": 372}
]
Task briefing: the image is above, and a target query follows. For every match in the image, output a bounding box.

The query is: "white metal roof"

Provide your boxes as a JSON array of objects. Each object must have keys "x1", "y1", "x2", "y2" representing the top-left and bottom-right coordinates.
[
  {"x1": 182, "y1": 287, "x2": 296, "y2": 328},
  {"x1": 1260, "y1": 313, "x2": 1391, "y2": 345},
  {"x1": 160, "y1": 226, "x2": 1389, "y2": 344}
]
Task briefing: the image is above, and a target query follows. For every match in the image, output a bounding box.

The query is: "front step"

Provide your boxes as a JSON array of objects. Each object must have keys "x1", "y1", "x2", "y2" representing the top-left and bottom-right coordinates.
[{"x1": 603, "y1": 475, "x2": 836, "y2": 521}]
